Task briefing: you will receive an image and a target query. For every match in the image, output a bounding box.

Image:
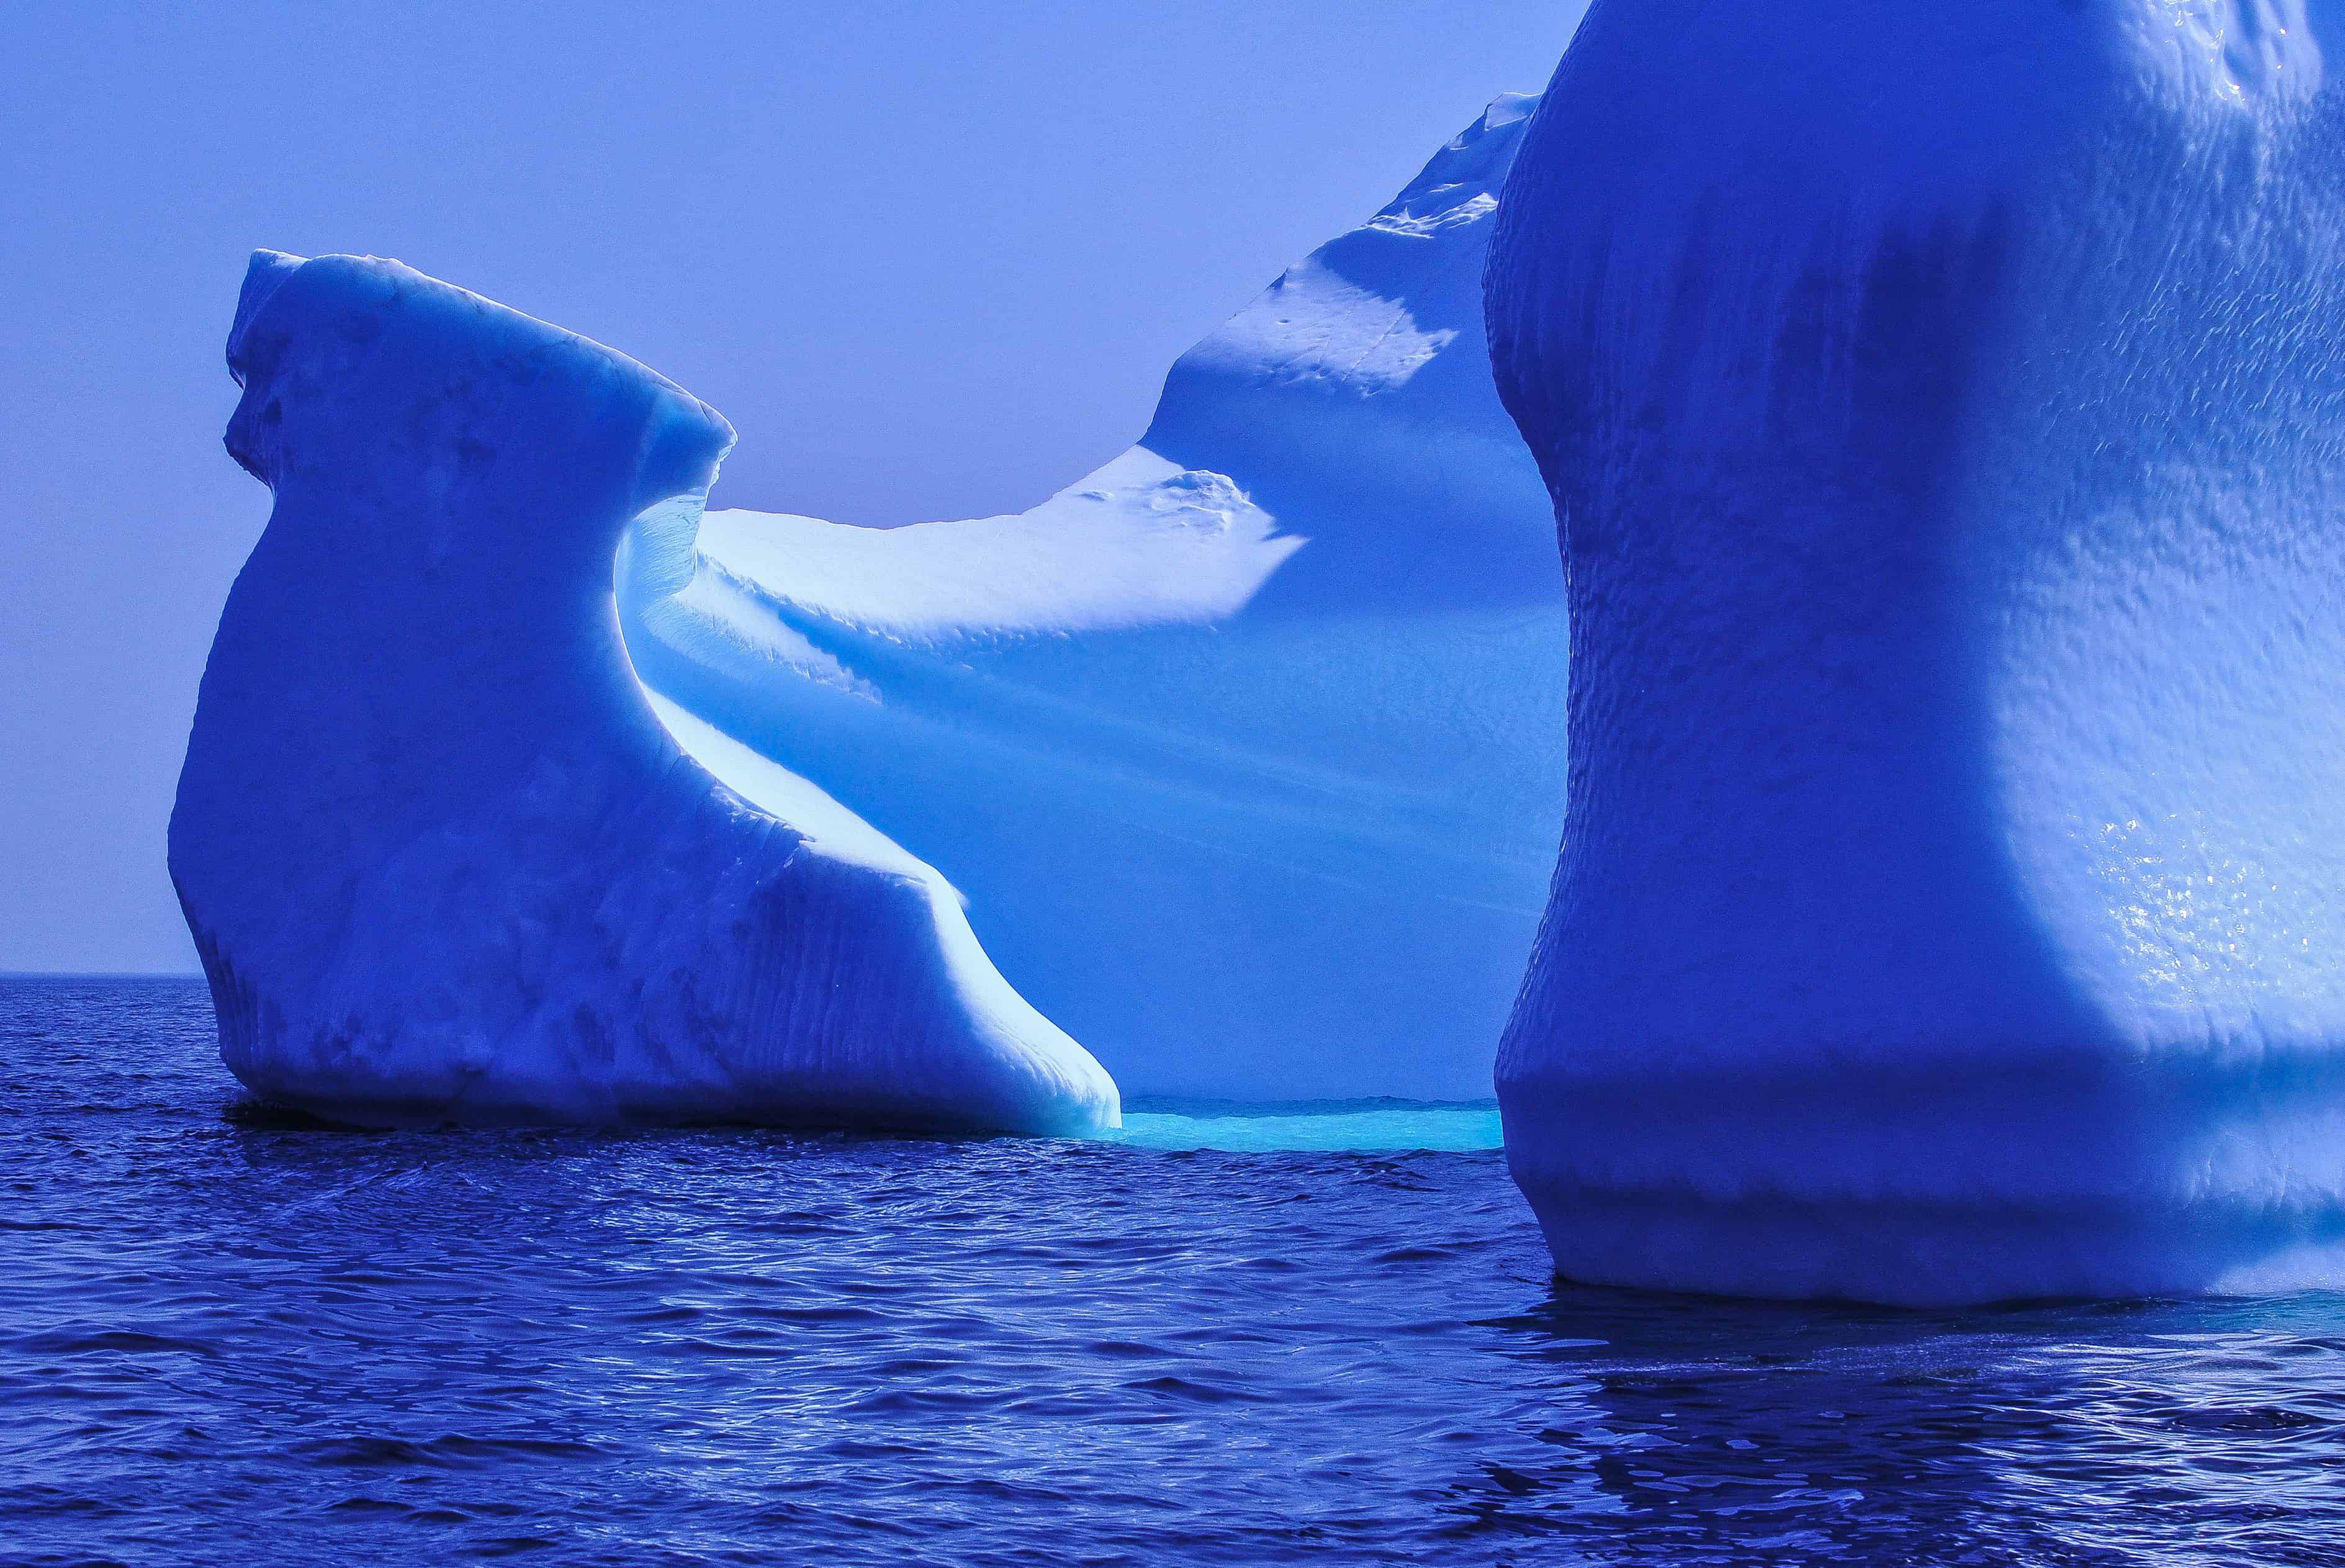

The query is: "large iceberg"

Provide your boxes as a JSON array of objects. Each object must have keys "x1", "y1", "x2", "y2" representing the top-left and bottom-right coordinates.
[
  {"x1": 622, "y1": 95, "x2": 1565, "y2": 1101},
  {"x1": 171, "y1": 251, "x2": 1117, "y2": 1136},
  {"x1": 1489, "y1": 2, "x2": 2345, "y2": 1302}
]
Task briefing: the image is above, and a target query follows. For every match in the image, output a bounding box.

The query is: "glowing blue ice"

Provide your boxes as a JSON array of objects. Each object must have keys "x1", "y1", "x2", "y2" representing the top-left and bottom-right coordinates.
[
  {"x1": 1490, "y1": 0, "x2": 2345, "y2": 1304},
  {"x1": 619, "y1": 96, "x2": 1565, "y2": 1102},
  {"x1": 172, "y1": 253, "x2": 1117, "y2": 1136},
  {"x1": 1110, "y1": 1102, "x2": 1503, "y2": 1154}
]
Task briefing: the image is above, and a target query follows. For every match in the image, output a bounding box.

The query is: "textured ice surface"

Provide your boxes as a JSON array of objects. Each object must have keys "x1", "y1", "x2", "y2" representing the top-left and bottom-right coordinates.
[
  {"x1": 623, "y1": 96, "x2": 1565, "y2": 1101},
  {"x1": 171, "y1": 252, "x2": 1117, "y2": 1136},
  {"x1": 1489, "y1": 1, "x2": 2345, "y2": 1303}
]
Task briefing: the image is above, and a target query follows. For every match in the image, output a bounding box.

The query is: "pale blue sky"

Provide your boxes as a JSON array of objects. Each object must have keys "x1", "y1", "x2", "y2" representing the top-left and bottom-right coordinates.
[{"x1": 0, "y1": 2, "x2": 1585, "y2": 971}]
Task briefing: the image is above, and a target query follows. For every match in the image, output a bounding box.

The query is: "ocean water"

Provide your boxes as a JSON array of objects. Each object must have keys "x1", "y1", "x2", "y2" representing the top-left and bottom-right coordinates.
[{"x1": 4, "y1": 978, "x2": 2344, "y2": 1566}]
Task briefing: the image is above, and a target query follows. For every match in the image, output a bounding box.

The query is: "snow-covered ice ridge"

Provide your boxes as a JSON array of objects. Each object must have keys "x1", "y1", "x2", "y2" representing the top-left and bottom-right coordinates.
[
  {"x1": 171, "y1": 251, "x2": 1117, "y2": 1136},
  {"x1": 623, "y1": 94, "x2": 1564, "y2": 1101},
  {"x1": 1490, "y1": 1, "x2": 2345, "y2": 1304}
]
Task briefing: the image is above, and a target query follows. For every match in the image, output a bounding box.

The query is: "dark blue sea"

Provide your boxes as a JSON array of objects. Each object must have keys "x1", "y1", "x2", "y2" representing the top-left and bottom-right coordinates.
[{"x1": 5, "y1": 977, "x2": 2344, "y2": 1566}]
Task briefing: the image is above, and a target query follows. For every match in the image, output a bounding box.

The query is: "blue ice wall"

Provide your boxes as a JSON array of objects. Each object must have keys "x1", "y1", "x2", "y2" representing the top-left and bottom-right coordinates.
[
  {"x1": 1488, "y1": 1, "x2": 2345, "y2": 1303},
  {"x1": 171, "y1": 253, "x2": 1116, "y2": 1135}
]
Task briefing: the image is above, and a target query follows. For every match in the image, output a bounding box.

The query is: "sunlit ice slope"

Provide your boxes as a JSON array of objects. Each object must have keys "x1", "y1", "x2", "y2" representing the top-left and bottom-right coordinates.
[
  {"x1": 622, "y1": 94, "x2": 1565, "y2": 1102},
  {"x1": 1490, "y1": 1, "x2": 2345, "y2": 1304},
  {"x1": 171, "y1": 251, "x2": 1117, "y2": 1137}
]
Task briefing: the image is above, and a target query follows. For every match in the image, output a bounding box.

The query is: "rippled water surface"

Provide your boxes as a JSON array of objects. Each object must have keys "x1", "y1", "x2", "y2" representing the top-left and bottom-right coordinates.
[{"x1": 6, "y1": 978, "x2": 2345, "y2": 1566}]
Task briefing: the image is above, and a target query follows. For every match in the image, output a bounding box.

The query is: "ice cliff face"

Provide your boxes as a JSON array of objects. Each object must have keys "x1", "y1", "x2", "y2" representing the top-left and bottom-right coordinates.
[
  {"x1": 1489, "y1": 1, "x2": 2345, "y2": 1302},
  {"x1": 171, "y1": 251, "x2": 1117, "y2": 1135},
  {"x1": 623, "y1": 94, "x2": 1564, "y2": 1101}
]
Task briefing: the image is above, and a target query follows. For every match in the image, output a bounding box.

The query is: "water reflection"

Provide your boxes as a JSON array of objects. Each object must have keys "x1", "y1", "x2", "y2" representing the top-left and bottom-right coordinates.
[
  {"x1": 1475, "y1": 1284, "x2": 2345, "y2": 1562},
  {"x1": 5, "y1": 977, "x2": 2343, "y2": 1565}
]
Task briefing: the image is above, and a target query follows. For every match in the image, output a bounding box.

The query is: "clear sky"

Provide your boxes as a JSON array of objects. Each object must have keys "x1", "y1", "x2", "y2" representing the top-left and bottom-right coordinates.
[{"x1": 0, "y1": 1, "x2": 1585, "y2": 972}]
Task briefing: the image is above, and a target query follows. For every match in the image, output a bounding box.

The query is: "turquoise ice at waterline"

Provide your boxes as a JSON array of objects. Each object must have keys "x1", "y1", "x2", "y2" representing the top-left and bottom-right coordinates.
[{"x1": 1109, "y1": 1101, "x2": 1505, "y2": 1153}]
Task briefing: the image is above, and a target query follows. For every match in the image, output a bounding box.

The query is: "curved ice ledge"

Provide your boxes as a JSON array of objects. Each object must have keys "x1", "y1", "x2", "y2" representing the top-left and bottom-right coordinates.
[
  {"x1": 172, "y1": 251, "x2": 1118, "y2": 1136},
  {"x1": 1488, "y1": 0, "x2": 2345, "y2": 1304},
  {"x1": 618, "y1": 94, "x2": 1567, "y2": 1102}
]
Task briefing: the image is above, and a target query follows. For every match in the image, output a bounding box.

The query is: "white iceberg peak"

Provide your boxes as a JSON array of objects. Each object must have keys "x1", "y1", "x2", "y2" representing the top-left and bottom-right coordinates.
[{"x1": 173, "y1": 251, "x2": 1118, "y2": 1135}]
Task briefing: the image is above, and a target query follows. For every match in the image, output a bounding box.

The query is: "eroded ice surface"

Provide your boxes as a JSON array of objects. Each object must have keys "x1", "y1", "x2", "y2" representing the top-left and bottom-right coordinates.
[
  {"x1": 171, "y1": 252, "x2": 1117, "y2": 1137},
  {"x1": 621, "y1": 95, "x2": 1565, "y2": 1101},
  {"x1": 1489, "y1": 1, "x2": 2345, "y2": 1304}
]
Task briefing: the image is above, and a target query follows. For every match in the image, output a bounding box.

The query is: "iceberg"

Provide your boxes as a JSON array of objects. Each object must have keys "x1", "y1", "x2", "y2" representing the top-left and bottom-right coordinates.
[
  {"x1": 170, "y1": 251, "x2": 1118, "y2": 1136},
  {"x1": 622, "y1": 94, "x2": 1566, "y2": 1101},
  {"x1": 1488, "y1": 2, "x2": 2345, "y2": 1302}
]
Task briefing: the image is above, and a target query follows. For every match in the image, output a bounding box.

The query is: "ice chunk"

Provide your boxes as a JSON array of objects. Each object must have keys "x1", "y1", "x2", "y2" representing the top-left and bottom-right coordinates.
[
  {"x1": 621, "y1": 95, "x2": 1565, "y2": 1101},
  {"x1": 171, "y1": 251, "x2": 1117, "y2": 1136},
  {"x1": 1488, "y1": 2, "x2": 2345, "y2": 1302}
]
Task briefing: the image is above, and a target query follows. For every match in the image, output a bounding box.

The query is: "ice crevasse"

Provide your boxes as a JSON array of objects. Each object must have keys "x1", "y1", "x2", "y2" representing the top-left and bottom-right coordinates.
[
  {"x1": 1490, "y1": 0, "x2": 2345, "y2": 1303},
  {"x1": 169, "y1": 250, "x2": 1118, "y2": 1136},
  {"x1": 619, "y1": 94, "x2": 1565, "y2": 1102}
]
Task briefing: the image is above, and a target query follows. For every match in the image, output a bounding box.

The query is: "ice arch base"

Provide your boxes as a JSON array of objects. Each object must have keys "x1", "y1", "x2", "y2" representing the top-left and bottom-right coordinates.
[
  {"x1": 171, "y1": 252, "x2": 1117, "y2": 1137},
  {"x1": 1488, "y1": 1, "x2": 2345, "y2": 1303}
]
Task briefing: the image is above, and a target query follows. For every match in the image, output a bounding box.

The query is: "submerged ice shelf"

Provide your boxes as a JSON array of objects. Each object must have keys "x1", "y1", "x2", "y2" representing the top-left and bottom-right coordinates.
[
  {"x1": 1109, "y1": 1099, "x2": 1504, "y2": 1154},
  {"x1": 1489, "y1": 0, "x2": 2345, "y2": 1304},
  {"x1": 171, "y1": 251, "x2": 1116, "y2": 1137},
  {"x1": 620, "y1": 94, "x2": 1565, "y2": 1102}
]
